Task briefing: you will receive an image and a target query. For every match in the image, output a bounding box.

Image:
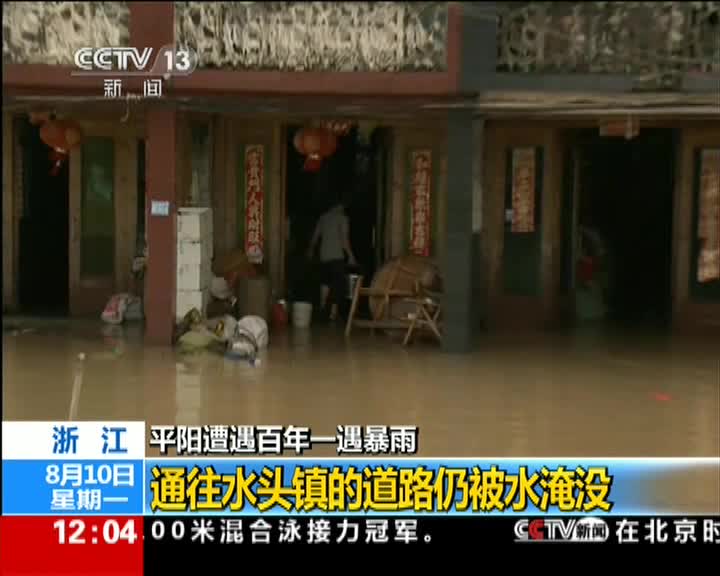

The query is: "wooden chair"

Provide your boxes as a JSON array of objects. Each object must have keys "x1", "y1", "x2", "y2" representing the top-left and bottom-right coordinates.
[
  {"x1": 344, "y1": 265, "x2": 416, "y2": 337},
  {"x1": 401, "y1": 282, "x2": 443, "y2": 346}
]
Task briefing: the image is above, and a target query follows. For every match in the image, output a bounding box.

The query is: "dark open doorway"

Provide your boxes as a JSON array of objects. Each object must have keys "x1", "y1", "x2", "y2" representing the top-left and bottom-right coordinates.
[
  {"x1": 284, "y1": 124, "x2": 386, "y2": 317},
  {"x1": 17, "y1": 118, "x2": 70, "y2": 315},
  {"x1": 562, "y1": 128, "x2": 676, "y2": 328}
]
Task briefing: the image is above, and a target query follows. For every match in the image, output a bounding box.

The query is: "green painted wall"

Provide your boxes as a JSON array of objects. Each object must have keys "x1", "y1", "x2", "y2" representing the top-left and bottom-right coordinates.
[{"x1": 81, "y1": 137, "x2": 115, "y2": 277}]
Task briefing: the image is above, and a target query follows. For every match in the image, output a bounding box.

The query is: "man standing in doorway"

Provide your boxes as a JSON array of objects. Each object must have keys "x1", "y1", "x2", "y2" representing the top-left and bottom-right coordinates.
[{"x1": 307, "y1": 198, "x2": 357, "y2": 321}]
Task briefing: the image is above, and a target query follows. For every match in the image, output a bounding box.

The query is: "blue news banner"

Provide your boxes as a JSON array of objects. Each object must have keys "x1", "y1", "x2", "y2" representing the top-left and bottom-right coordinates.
[
  {"x1": 2, "y1": 421, "x2": 719, "y2": 566},
  {"x1": 2, "y1": 422, "x2": 145, "y2": 516}
]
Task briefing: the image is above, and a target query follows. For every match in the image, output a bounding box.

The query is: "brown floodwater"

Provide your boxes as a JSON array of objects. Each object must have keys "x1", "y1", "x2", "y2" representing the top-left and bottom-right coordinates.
[
  {"x1": 4, "y1": 317, "x2": 718, "y2": 455},
  {"x1": 3, "y1": 317, "x2": 719, "y2": 513}
]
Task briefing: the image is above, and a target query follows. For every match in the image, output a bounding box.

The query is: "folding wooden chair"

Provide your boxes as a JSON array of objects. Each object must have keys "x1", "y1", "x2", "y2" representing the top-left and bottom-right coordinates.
[
  {"x1": 402, "y1": 284, "x2": 443, "y2": 346},
  {"x1": 344, "y1": 266, "x2": 416, "y2": 337}
]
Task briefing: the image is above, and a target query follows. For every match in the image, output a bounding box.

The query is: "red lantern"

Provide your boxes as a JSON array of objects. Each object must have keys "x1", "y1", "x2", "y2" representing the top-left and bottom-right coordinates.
[
  {"x1": 300, "y1": 127, "x2": 322, "y2": 157},
  {"x1": 294, "y1": 126, "x2": 338, "y2": 172},
  {"x1": 64, "y1": 120, "x2": 83, "y2": 148},
  {"x1": 40, "y1": 120, "x2": 69, "y2": 152},
  {"x1": 318, "y1": 129, "x2": 337, "y2": 158},
  {"x1": 49, "y1": 149, "x2": 68, "y2": 176},
  {"x1": 293, "y1": 130, "x2": 304, "y2": 154},
  {"x1": 303, "y1": 156, "x2": 323, "y2": 172}
]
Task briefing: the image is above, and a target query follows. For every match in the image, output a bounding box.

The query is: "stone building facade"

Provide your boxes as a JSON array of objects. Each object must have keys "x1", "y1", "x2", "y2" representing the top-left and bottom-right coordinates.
[{"x1": 3, "y1": 2, "x2": 719, "y2": 348}]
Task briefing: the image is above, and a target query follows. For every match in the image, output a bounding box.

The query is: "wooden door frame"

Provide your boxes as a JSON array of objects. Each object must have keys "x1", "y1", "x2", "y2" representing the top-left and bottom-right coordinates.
[
  {"x1": 2, "y1": 113, "x2": 17, "y2": 311},
  {"x1": 672, "y1": 125, "x2": 720, "y2": 330},
  {"x1": 556, "y1": 133, "x2": 583, "y2": 327},
  {"x1": 69, "y1": 121, "x2": 143, "y2": 316},
  {"x1": 484, "y1": 121, "x2": 564, "y2": 331}
]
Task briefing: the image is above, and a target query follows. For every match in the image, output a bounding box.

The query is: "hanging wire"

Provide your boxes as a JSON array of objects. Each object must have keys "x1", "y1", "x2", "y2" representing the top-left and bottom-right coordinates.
[
  {"x1": 120, "y1": 94, "x2": 144, "y2": 123},
  {"x1": 120, "y1": 94, "x2": 132, "y2": 123}
]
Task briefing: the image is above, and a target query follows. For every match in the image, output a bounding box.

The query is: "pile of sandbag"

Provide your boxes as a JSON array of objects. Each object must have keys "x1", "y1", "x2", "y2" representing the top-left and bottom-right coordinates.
[
  {"x1": 208, "y1": 314, "x2": 269, "y2": 364},
  {"x1": 176, "y1": 310, "x2": 268, "y2": 364},
  {"x1": 172, "y1": 248, "x2": 273, "y2": 363}
]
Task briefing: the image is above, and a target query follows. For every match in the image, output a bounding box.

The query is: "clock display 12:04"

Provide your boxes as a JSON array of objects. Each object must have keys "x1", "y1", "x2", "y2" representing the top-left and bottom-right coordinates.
[{"x1": 53, "y1": 518, "x2": 138, "y2": 545}]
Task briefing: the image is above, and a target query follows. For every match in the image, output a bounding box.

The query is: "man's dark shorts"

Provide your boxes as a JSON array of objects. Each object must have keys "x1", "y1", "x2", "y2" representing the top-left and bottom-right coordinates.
[{"x1": 320, "y1": 259, "x2": 346, "y2": 303}]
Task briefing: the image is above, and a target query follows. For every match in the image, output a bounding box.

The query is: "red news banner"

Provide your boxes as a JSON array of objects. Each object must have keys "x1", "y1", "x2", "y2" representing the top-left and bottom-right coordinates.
[{"x1": 0, "y1": 516, "x2": 144, "y2": 575}]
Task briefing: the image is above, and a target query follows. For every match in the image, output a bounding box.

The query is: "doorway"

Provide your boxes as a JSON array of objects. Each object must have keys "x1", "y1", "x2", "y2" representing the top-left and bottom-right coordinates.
[
  {"x1": 284, "y1": 124, "x2": 388, "y2": 318},
  {"x1": 17, "y1": 118, "x2": 70, "y2": 315},
  {"x1": 562, "y1": 128, "x2": 676, "y2": 328}
]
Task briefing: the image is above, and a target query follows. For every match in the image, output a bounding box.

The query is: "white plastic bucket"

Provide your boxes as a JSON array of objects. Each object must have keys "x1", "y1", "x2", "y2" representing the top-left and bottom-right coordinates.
[{"x1": 292, "y1": 302, "x2": 313, "y2": 328}]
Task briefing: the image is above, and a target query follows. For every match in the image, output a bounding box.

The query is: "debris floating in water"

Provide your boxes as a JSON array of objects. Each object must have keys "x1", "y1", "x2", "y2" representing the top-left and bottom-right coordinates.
[{"x1": 654, "y1": 392, "x2": 671, "y2": 402}]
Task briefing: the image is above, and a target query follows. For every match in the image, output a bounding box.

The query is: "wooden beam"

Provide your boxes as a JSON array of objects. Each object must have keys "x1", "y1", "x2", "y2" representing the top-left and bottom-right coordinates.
[
  {"x1": 68, "y1": 145, "x2": 82, "y2": 311},
  {"x1": 2, "y1": 113, "x2": 14, "y2": 310},
  {"x1": 225, "y1": 119, "x2": 237, "y2": 251},
  {"x1": 212, "y1": 115, "x2": 227, "y2": 257},
  {"x1": 279, "y1": 122, "x2": 288, "y2": 293},
  {"x1": 269, "y1": 120, "x2": 283, "y2": 296},
  {"x1": 390, "y1": 129, "x2": 406, "y2": 258},
  {"x1": 674, "y1": 125, "x2": 720, "y2": 325}
]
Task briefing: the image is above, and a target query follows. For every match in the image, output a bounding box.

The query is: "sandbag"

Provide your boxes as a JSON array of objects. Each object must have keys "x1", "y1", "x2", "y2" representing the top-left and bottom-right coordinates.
[
  {"x1": 236, "y1": 315, "x2": 269, "y2": 349},
  {"x1": 177, "y1": 326, "x2": 220, "y2": 351},
  {"x1": 227, "y1": 333, "x2": 257, "y2": 359},
  {"x1": 173, "y1": 308, "x2": 205, "y2": 344},
  {"x1": 206, "y1": 315, "x2": 237, "y2": 342},
  {"x1": 226, "y1": 324, "x2": 259, "y2": 362}
]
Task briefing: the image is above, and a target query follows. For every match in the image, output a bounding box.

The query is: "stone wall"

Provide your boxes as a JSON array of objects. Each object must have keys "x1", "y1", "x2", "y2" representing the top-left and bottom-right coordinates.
[
  {"x1": 497, "y1": 2, "x2": 720, "y2": 77},
  {"x1": 2, "y1": 2, "x2": 129, "y2": 65},
  {"x1": 174, "y1": 1, "x2": 448, "y2": 71}
]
